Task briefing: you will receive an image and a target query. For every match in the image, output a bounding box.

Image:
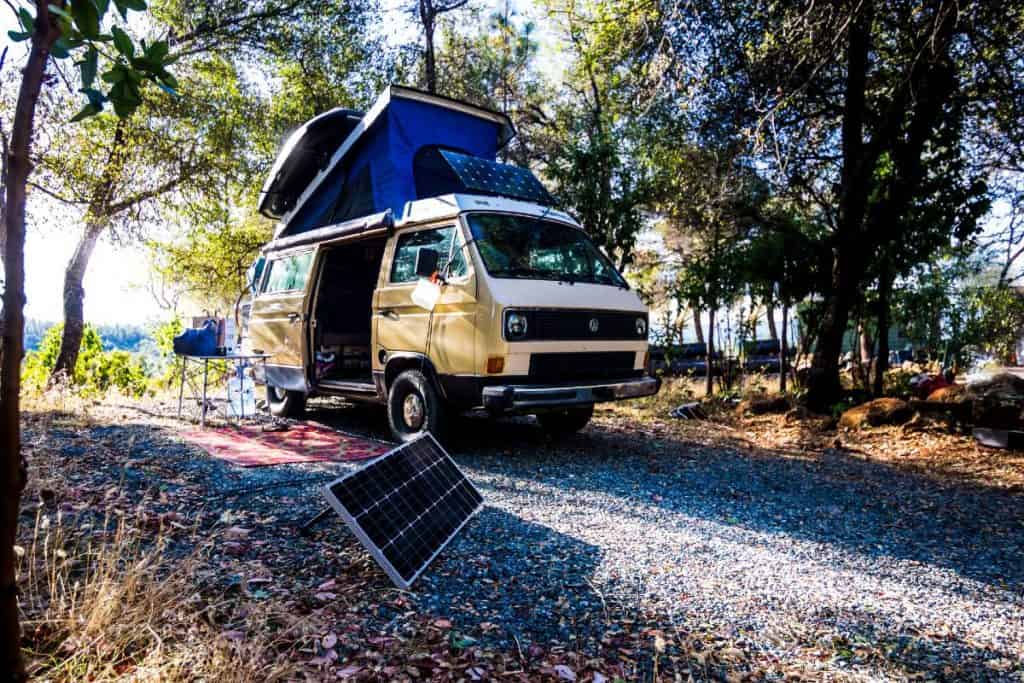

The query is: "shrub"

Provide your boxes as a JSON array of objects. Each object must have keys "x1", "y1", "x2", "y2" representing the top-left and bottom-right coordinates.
[
  {"x1": 23, "y1": 324, "x2": 150, "y2": 397},
  {"x1": 150, "y1": 317, "x2": 185, "y2": 389}
]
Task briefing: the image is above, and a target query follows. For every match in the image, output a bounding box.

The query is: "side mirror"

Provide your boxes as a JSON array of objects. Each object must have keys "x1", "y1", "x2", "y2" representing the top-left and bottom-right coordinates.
[{"x1": 414, "y1": 248, "x2": 440, "y2": 278}]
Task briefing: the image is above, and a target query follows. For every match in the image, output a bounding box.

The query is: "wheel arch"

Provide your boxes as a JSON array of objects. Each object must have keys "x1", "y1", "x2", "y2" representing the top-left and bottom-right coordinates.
[{"x1": 383, "y1": 353, "x2": 446, "y2": 397}]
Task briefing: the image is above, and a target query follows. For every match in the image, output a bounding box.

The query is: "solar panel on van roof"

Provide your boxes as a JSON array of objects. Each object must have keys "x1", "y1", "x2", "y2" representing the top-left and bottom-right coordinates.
[
  {"x1": 322, "y1": 434, "x2": 483, "y2": 589},
  {"x1": 440, "y1": 150, "x2": 555, "y2": 205}
]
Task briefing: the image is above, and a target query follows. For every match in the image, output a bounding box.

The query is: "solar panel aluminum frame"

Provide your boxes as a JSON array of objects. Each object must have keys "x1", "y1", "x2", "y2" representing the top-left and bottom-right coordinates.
[{"x1": 321, "y1": 432, "x2": 483, "y2": 590}]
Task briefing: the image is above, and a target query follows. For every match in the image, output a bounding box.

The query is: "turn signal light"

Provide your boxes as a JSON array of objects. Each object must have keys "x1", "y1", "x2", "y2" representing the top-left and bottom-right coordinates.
[{"x1": 486, "y1": 356, "x2": 505, "y2": 374}]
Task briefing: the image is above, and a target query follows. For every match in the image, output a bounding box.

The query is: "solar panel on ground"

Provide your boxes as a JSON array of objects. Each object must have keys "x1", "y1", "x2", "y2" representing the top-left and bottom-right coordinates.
[{"x1": 322, "y1": 434, "x2": 483, "y2": 589}]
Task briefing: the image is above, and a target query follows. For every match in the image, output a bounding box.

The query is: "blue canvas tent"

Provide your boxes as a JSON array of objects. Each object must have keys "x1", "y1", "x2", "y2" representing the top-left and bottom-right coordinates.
[{"x1": 261, "y1": 86, "x2": 540, "y2": 239}]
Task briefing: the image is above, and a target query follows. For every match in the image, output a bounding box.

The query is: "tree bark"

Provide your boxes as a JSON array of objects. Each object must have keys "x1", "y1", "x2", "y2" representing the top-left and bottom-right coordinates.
[
  {"x1": 873, "y1": 264, "x2": 892, "y2": 396},
  {"x1": 779, "y1": 303, "x2": 789, "y2": 393},
  {"x1": 2, "y1": 4, "x2": 62, "y2": 679},
  {"x1": 420, "y1": 0, "x2": 437, "y2": 93},
  {"x1": 691, "y1": 302, "x2": 704, "y2": 344},
  {"x1": 705, "y1": 308, "x2": 715, "y2": 396},
  {"x1": 51, "y1": 220, "x2": 104, "y2": 381},
  {"x1": 765, "y1": 298, "x2": 778, "y2": 341},
  {"x1": 51, "y1": 119, "x2": 127, "y2": 383},
  {"x1": 805, "y1": 0, "x2": 874, "y2": 409}
]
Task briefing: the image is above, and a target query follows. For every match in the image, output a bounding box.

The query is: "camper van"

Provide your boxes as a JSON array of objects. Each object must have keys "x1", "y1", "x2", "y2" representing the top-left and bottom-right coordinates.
[{"x1": 248, "y1": 86, "x2": 659, "y2": 441}]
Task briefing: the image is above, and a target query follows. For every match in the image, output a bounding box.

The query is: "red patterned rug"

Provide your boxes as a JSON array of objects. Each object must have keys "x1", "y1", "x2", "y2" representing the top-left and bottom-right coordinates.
[{"x1": 180, "y1": 422, "x2": 391, "y2": 467}]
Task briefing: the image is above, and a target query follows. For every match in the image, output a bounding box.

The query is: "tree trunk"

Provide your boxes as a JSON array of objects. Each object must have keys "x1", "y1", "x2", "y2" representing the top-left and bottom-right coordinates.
[
  {"x1": 806, "y1": 254, "x2": 862, "y2": 408},
  {"x1": 420, "y1": 1, "x2": 437, "y2": 93},
  {"x1": 779, "y1": 303, "x2": 789, "y2": 393},
  {"x1": 858, "y1": 320, "x2": 873, "y2": 365},
  {"x1": 805, "y1": 0, "x2": 873, "y2": 409},
  {"x1": 51, "y1": 118, "x2": 128, "y2": 383},
  {"x1": 51, "y1": 221, "x2": 105, "y2": 382},
  {"x1": 2, "y1": 5, "x2": 62, "y2": 679},
  {"x1": 691, "y1": 302, "x2": 704, "y2": 344},
  {"x1": 765, "y1": 297, "x2": 778, "y2": 341},
  {"x1": 705, "y1": 308, "x2": 715, "y2": 397},
  {"x1": 873, "y1": 265, "x2": 892, "y2": 396}
]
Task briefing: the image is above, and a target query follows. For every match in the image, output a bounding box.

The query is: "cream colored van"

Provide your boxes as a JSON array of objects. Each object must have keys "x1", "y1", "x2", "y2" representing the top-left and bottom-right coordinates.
[{"x1": 248, "y1": 193, "x2": 660, "y2": 442}]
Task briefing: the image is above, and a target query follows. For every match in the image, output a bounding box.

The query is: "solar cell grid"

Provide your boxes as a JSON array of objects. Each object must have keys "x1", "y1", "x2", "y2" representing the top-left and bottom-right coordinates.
[
  {"x1": 323, "y1": 434, "x2": 483, "y2": 588},
  {"x1": 440, "y1": 150, "x2": 554, "y2": 205}
]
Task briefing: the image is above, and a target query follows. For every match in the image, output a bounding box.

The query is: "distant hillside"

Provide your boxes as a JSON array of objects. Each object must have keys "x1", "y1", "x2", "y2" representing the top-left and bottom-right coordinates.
[{"x1": 25, "y1": 319, "x2": 151, "y2": 353}]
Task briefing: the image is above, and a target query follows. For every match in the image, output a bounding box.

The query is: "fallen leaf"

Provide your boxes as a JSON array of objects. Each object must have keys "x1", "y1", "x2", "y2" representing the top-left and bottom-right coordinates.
[
  {"x1": 554, "y1": 664, "x2": 576, "y2": 681},
  {"x1": 336, "y1": 664, "x2": 363, "y2": 679}
]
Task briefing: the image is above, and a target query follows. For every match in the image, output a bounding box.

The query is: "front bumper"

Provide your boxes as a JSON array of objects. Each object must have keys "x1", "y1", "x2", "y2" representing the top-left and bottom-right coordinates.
[{"x1": 482, "y1": 375, "x2": 661, "y2": 412}]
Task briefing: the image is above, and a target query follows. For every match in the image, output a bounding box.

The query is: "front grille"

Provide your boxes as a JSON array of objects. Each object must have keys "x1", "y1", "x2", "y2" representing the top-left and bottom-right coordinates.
[
  {"x1": 507, "y1": 309, "x2": 647, "y2": 341},
  {"x1": 528, "y1": 352, "x2": 639, "y2": 382}
]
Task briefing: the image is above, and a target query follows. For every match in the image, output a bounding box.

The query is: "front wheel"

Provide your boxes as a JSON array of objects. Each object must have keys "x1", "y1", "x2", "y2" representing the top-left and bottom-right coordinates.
[
  {"x1": 387, "y1": 369, "x2": 447, "y2": 443},
  {"x1": 537, "y1": 404, "x2": 594, "y2": 436},
  {"x1": 266, "y1": 384, "x2": 306, "y2": 418}
]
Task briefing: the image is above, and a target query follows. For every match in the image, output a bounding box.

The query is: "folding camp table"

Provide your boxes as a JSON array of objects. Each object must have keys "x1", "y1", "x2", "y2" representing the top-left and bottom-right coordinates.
[{"x1": 176, "y1": 353, "x2": 271, "y2": 428}]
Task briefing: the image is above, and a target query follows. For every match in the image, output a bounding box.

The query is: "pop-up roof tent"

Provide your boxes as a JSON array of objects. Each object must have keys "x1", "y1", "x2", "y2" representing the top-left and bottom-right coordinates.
[{"x1": 259, "y1": 85, "x2": 553, "y2": 239}]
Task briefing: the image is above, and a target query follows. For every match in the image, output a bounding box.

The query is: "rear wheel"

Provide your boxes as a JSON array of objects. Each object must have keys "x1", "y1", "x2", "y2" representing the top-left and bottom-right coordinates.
[
  {"x1": 387, "y1": 369, "x2": 447, "y2": 443},
  {"x1": 537, "y1": 404, "x2": 594, "y2": 436},
  {"x1": 266, "y1": 385, "x2": 306, "y2": 418}
]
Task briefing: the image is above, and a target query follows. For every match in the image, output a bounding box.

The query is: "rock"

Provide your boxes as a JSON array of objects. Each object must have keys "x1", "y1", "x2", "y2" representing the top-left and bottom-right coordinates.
[
  {"x1": 736, "y1": 395, "x2": 789, "y2": 416},
  {"x1": 927, "y1": 384, "x2": 968, "y2": 402},
  {"x1": 966, "y1": 373, "x2": 1024, "y2": 429},
  {"x1": 839, "y1": 398, "x2": 914, "y2": 429},
  {"x1": 966, "y1": 372, "x2": 1024, "y2": 400}
]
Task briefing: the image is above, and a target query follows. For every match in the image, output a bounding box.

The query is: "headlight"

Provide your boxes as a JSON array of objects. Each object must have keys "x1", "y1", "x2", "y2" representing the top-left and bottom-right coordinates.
[
  {"x1": 506, "y1": 311, "x2": 528, "y2": 339},
  {"x1": 636, "y1": 317, "x2": 647, "y2": 337}
]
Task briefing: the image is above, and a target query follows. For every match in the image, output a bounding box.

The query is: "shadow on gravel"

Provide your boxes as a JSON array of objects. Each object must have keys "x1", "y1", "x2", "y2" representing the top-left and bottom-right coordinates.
[
  {"x1": 28, "y1": 409, "x2": 606, "y2": 650},
  {"x1": 436, "y1": 412, "x2": 1024, "y2": 592},
  {"x1": 418, "y1": 505, "x2": 605, "y2": 649},
  {"x1": 823, "y1": 603, "x2": 1022, "y2": 680}
]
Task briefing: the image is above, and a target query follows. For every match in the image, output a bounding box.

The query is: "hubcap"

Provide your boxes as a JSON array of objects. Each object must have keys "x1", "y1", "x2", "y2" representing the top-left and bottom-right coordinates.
[{"x1": 402, "y1": 393, "x2": 425, "y2": 430}]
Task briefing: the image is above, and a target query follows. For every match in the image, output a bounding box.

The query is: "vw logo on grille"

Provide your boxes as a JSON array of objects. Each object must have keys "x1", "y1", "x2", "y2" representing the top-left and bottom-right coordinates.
[{"x1": 588, "y1": 318, "x2": 600, "y2": 333}]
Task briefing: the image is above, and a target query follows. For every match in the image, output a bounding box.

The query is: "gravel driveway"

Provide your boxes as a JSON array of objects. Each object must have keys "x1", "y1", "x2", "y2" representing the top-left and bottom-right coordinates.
[{"x1": 40, "y1": 400, "x2": 1024, "y2": 680}]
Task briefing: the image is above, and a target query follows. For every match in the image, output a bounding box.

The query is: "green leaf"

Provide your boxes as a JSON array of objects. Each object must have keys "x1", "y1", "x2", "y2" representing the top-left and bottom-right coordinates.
[
  {"x1": 70, "y1": 101, "x2": 103, "y2": 122},
  {"x1": 7, "y1": 30, "x2": 30, "y2": 42},
  {"x1": 47, "y1": 4, "x2": 73, "y2": 21},
  {"x1": 18, "y1": 7, "x2": 34, "y2": 32},
  {"x1": 145, "y1": 39, "x2": 168, "y2": 61},
  {"x1": 94, "y1": 0, "x2": 111, "y2": 17},
  {"x1": 101, "y1": 65, "x2": 126, "y2": 83},
  {"x1": 79, "y1": 47, "x2": 98, "y2": 88},
  {"x1": 109, "y1": 78, "x2": 141, "y2": 117},
  {"x1": 111, "y1": 25, "x2": 134, "y2": 57},
  {"x1": 113, "y1": 0, "x2": 146, "y2": 19},
  {"x1": 50, "y1": 39, "x2": 71, "y2": 59},
  {"x1": 159, "y1": 71, "x2": 178, "y2": 89},
  {"x1": 71, "y1": 0, "x2": 101, "y2": 38},
  {"x1": 81, "y1": 88, "x2": 106, "y2": 107}
]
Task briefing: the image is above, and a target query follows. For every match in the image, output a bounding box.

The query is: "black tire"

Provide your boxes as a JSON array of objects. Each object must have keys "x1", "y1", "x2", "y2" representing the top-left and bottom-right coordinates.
[
  {"x1": 537, "y1": 404, "x2": 594, "y2": 436},
  {"x1": 387, "y1": 369, "x2": 447, "y2": 443},
  {"x1": 266, "y1": 384, "x2": 306, "y2": 418}
]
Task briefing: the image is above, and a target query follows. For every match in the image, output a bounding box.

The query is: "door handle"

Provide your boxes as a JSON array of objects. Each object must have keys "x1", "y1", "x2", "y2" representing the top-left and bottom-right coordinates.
[
  {"x1": 287, "y1": 312, "x2": 301, "y2": 323},
  {"x1": 380, "y1": 309, "x2": 399, "y2": 320}
]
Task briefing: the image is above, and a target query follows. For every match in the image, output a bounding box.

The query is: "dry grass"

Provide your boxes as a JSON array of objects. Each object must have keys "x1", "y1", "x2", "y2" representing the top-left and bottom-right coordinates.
[
  {"x1": 15, "y1": 392, "x2": 307, "y2": 682},
  {"x1": 16, "y1": 509, "x2": 302, "y2": 682}
]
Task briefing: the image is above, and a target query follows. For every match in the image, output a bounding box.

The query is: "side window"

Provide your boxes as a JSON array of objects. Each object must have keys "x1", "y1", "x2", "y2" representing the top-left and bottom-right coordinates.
[
  {"x1": 262, "y1": 251, "x2": 314, "y2": 293},
  {"x1": 389, "y1": 226, "x2": 466, "y2": 283}
]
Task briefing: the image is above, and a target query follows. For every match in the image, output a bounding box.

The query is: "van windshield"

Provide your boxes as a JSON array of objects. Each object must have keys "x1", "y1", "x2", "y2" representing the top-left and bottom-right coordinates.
[{"x1": 466, "y1": 213, "x2": 627, "y2": 287}]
